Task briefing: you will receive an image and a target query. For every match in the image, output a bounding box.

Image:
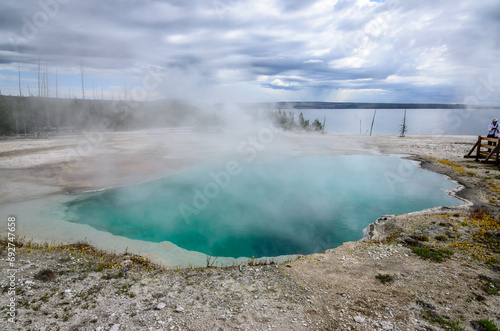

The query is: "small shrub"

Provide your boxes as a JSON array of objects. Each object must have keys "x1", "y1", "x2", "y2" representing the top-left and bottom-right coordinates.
[
  {"x1": 412, "y1": 234, "x2": 430, "y2": 242},
  {"x1": 420, "y1": 310, "x2": 463, "y2": 331},
  {"x1": 412, "y1": 247, "x2": 454, "y2": 263},
  {"x1": 435, "y1": 234, "x2": 447, "y2": 241},
  {"x1": 471, "y1": 319, "x2": 499, "y2": 331},
  {"x1": 416, "y1": 299, "x2": 436, "y2": 310},
  {"x1": 34, "y1": 269, "x2": 57, "y2": 282},
  {"x1": 479, "y1": 275, "x2": 500, "y2": 295},
  {"x1": 376, "y1": 273, "x2": 393, "y2": 284},
  {"x1": 469, "y1": 208, "x2": 490, "y2": 220},
  {"x1": 485, "y1": 257, "x2": 498, "y2": 265}
]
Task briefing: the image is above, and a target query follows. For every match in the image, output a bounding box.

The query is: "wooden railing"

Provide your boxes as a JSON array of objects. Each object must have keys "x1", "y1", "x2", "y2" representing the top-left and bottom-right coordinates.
[{"x1": 464, "y1": 136, "x2": 500, "y2": 163}]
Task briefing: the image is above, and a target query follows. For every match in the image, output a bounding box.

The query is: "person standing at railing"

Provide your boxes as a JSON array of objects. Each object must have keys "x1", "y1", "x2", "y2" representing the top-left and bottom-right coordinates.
[{"x1": 487, "y1": 118, "x2": 499, "y2": 152}]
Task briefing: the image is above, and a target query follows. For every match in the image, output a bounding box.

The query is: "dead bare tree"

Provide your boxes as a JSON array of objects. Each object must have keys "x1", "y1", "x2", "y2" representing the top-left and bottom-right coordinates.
[
  {"x1": 80, "y1": 61, "x2": 85, "y2": 100},
  {"x1": 44, "y1": 62, "x2": 50, "y2": 134},
  {"x1": 34, "y1": 59, "x2": 42, "y2": 136},
  {"x1": 400, "y1": 108, "x2": 408, "y2": 137},
  {"x1": 369, "y1": 109, "x2": 377, "y2": 136},
  {"x1": 18, "y1": 65, "x2": 26, "y2": 135},
  {"x1": 13, "y1": 99, "x2": 19, "y2": 135},
  {"x1": 55, "y1": 68, "x2": 58, "y2": 99},
  {"x1": 55, "y1": 68, "x2": 60, "y2": 133},
  {"x1": 38, "y1": 59, "x2": 41, "y2": 98}
]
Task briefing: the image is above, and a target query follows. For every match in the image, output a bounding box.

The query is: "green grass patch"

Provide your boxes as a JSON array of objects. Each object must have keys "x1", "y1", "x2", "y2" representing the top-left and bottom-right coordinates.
[
  {"x1": 435, "y1": 234, "x2": 447, "y2": 241},
  {"x1": 375, "y1": 273, "x2": 393, "y2": 284},
  {"x1": 415, "y1": 299, "x2": 435, "y2": 310},
  {"x1": 479, "y1": 275, "x2": 500, "y2": 295},
  {"x1": 115, "y1": 283, "x2": 136, "y2": 298},
  {"x1": 420, "y1": 310, "x2": 463, "y2": 331},
  {"x1": 471, "y1": 319, "x2": 499, "y2": 331},
  {"x1": 412, "y1": 234, "x2": 430, "y2": 242},
  {"x1": 412, "y1": 247, "x2": 454, "y2": 262}
]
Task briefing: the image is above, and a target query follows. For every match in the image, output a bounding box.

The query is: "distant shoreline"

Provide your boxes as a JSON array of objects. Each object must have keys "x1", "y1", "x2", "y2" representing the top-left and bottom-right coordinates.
[{"x1": 247, "y1": 101, "x2": 500, "y2": 109}]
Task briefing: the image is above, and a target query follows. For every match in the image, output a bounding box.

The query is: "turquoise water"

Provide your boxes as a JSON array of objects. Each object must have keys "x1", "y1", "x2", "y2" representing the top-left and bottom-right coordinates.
[{"x1": 64, "y1": 155, "x2": 461, "y2": 258}]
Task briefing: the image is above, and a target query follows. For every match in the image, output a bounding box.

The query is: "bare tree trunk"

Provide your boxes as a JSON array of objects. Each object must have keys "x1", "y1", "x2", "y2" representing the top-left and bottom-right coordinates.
[
  {"x1": 80, "y1": 61, "x2": 85, "y2": 100},
  {"x1": 67, "y1": 88, "x2": 71, "y2": 130},
  {"x1": 13, "y1": 100, "x2": 19, "y2": 134},
  {"x1": 369, "y1": 109, "x2": 377, "y2": 136},
  {"x1": 400, "y1": 108, "x2": 407, "y2": 137},
  {"x1": 44, "y1": 63, "x2": 50, "y2": 136},
  {"x1": 36, "y1": 60, "x2": 41, "y2": 137},
  {"x1": 55, "y1": 68, "x2": 58, "y2": 99},
  {"x1": 55, "y1": 68, "x2": 59, "y2": 133},
  {"x1": 16, "y1": 65, "x2": 25, "y2": 135},
  {"x1": 38, "y1": 59, "x2": 41, "y2": 98}
]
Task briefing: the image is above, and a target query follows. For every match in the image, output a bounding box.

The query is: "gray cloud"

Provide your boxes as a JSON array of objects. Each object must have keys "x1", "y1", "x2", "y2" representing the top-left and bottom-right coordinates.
[{"x1": 0, "y1": 0, "x2": 499, "y2": 104}]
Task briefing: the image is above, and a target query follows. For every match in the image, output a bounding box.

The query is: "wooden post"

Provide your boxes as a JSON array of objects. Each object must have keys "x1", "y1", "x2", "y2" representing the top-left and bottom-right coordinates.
[
  {"x1": 495, "y1": 139, "x2": 500, "y2": 165},
  {"x1": 476, "y1": 135, "x2": 481, "y2": 161}
]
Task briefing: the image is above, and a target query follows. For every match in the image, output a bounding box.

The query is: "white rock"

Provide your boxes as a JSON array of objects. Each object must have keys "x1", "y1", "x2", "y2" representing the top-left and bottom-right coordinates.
[
  {"x1": 175, "y1": 306, "x2": 184, "y2": 313},
  {"x1": 381, "y1": 321, "x2": 393, "y2": 330},
  {"x1": 354, "y1": 316, "x2": 365, "y2": 323},
  {"x1": 110, "y1": 324, "x2": 120, "y2": 331},
  {"x1": 156, "y1": 303, "x2": 166, "y2": 310}
]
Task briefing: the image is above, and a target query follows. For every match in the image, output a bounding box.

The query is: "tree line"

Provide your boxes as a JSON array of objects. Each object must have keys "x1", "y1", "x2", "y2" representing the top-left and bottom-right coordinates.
[
  {"x1": 270, "y1": 110, "x2": 324, "y2": 132},
  {"x1": 0, "y1": 95, "x2": 199, "y2": 137}
]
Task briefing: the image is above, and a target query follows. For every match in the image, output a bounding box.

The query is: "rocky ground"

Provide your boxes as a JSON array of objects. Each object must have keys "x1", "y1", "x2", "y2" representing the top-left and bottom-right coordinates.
[{"x1": 0, "y1": 133, "x2": 499, "y2": 330}]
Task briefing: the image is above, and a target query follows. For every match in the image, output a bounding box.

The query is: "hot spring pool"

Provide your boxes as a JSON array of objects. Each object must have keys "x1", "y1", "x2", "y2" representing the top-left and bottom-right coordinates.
[{"x1": 62, "y1": 155, "x2": 462, "y2": 259}]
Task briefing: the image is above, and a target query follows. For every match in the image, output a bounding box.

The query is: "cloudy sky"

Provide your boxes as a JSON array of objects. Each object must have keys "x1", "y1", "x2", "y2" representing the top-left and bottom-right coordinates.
[{"x1": 0, "y1": 0, "x2": 499, "y2": 104}]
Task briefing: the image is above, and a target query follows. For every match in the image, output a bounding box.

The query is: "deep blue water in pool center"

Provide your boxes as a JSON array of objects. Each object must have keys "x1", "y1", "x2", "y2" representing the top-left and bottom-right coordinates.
[{"x1": 63, "y1": 155, "x2": 461, "y2": 258}]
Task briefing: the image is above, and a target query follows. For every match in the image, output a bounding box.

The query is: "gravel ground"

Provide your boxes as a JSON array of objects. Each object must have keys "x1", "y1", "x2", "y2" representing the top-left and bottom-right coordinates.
[{"x1": 0, "y1": 132, "x2": 499, "y2": 330}]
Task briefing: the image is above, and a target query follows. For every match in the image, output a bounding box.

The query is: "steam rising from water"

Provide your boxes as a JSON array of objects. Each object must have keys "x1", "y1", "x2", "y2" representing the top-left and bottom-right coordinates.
[{"x1": 64, "y1": 155, "x2": 460, "y2": 258}]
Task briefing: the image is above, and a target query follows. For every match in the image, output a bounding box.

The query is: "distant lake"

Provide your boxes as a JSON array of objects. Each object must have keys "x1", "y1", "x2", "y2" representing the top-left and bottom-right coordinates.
[{"x1": 282, "y1": 108, "x2": 499, "y2": 135}]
